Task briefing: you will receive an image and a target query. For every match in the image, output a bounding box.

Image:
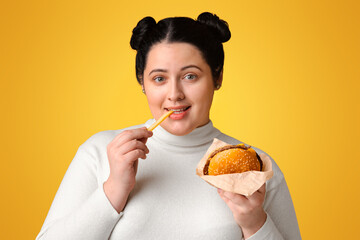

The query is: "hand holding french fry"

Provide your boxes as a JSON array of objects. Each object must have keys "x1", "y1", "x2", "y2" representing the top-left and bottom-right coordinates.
[{"x1": 103, "y1": 111, "x2": 173, "y2": 213}]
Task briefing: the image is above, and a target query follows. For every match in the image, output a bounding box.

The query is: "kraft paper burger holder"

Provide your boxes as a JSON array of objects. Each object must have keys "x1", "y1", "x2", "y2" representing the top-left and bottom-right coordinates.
[{"x1": 196, "y1": 138, "x2": 274, "y2": 196}]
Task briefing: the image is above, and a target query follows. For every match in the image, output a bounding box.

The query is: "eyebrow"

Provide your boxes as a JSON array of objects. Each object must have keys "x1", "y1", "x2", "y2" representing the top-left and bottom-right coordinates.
[
  {"x1": 148, "y1": 65, "x2": 203, "y2": 76},
  {"x1": 148, "y1": 69, "x2": 167, "y2": 76},
  {"x1": 181, "y1": 65, "x2": 203, "y2": 72}
]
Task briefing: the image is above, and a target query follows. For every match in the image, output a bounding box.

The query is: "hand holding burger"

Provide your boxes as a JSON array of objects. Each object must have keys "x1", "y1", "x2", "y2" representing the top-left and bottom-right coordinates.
[
  {"x1": 197, "y1": 139, "x2": 273, "y2": 238},
  {"x1": 205, "y1": 144, "x2": 267, "y2": 238}
]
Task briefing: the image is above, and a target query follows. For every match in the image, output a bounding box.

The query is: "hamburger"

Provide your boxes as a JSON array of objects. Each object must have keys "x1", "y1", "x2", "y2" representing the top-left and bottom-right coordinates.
[{"x1": 203, "y1": 144, "x2": 263, "y2": 176}]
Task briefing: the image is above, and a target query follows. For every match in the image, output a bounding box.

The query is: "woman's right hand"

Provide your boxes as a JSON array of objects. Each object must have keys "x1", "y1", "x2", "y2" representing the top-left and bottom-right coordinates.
[{"x1": 103, "y1": 127, "x2": 153, "y2": 213}]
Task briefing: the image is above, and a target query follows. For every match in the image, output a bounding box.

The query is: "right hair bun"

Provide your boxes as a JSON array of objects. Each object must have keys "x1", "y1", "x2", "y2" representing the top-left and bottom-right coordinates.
[
  {"x1": 197, "y1": 12, "x2": 231, "y2": 43},
  {"x1": 130, "y1": 16, "x2": 157, "y2": 50}
]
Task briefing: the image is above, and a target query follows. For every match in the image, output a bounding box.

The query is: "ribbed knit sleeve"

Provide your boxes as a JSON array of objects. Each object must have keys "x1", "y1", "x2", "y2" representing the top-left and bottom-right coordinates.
[
  {"x1": 36, "y1": 136, "x2": 123, "y2": 240},
  {"x1": 247, "y1": 156, "x2": 301, "y2": 239}
]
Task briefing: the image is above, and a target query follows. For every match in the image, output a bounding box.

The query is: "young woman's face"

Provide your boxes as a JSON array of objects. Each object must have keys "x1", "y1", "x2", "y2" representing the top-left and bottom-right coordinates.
[{"x1": 143, "y1": 42, "x2": 220, "y2": 136}]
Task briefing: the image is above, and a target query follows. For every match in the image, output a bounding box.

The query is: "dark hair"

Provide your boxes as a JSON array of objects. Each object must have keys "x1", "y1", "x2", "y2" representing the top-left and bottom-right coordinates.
[{"x1": 130, "y1": 12, "x2": 231, "y2": 85}]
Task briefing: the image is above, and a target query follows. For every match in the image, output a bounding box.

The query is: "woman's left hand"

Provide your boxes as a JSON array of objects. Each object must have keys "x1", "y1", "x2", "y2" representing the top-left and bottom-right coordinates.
[{"x1": 218, "y1": 184, "x2": 267, "y2": 239}]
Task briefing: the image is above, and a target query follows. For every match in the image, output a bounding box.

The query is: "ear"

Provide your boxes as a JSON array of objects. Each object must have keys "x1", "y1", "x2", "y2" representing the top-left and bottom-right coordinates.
[
  {"x1": 141, "y1": 84, "x2": 146, "y2": 94},
  {"x1": 215, "y1": 71, "x2": 223, "y2": 90}
]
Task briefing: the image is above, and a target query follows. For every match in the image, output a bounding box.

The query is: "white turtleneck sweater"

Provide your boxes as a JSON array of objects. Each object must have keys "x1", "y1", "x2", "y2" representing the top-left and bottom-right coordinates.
[{"x1": 36, "y1": 119, "x2": 301, "y2": 240}]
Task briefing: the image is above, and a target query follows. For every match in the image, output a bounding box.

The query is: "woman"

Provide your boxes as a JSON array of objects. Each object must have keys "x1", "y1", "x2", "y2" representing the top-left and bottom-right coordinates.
[{"x1": 37, "y1": 12, "x2": 301, "y2": 239}]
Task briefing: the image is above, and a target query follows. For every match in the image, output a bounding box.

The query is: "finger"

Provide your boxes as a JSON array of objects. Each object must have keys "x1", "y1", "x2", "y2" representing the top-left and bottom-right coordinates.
[
  {"x1": 133, "y1": 160, "x2": 139, "y2": 175},
  {"x1": 249, "y1": 184, "x2": 266, "y2": 200},
  {"x1": 218, "y1": 189, "x2": 231, "y2": 204},
  {"x1": 117, "y1": 127, "x2": 152, "y2": 144},
  {"x1": 247, "y1": 184, "x2": 266, "y2": 205},
  {"x1": 222, "y1": 190, "x2": 249, "y2": 205},
  {"x1": 123, "y1": 149, "x2": 147, "y2": 164},
  {"x1": 118, "y1": 139, "x2": 149, "y2": 156},
  {"x1": 139, "y1": 136, "x2": 149, "y2": 144},
  {"x1": 218, "y1": 189, "x2": 242, "y2": 213},
  {"x1": 112, "y1": 127, "x2": 153, "y2": 147},
  {"x1": 257, "y1": 183, "x2": 266, "y2": 194}
]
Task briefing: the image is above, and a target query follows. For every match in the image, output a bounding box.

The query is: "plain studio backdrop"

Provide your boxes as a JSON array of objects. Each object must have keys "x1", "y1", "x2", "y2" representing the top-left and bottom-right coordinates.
[{"x1": 1, "y1": 0, "x2": 359, "y2": 239}]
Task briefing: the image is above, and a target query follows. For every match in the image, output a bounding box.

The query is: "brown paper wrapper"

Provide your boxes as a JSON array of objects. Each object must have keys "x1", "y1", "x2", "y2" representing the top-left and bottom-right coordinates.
[{"x1": 196, "y1": 138, "x2": 274, "y2": 196}]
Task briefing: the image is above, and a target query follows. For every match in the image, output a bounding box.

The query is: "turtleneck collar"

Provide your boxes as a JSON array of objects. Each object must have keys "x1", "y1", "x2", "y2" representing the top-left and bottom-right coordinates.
[{"x1": 144, "y1": 119, "x2": 221, "y2": 147}]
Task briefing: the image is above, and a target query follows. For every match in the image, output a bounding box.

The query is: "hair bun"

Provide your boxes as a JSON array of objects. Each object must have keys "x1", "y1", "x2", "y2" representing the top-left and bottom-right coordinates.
[
  {"x1": 130, "y1": 16, "x2": 157, "y2": 50},
  {"x1": 197, "y1": 12, "x2": 231, "y2": 43}
]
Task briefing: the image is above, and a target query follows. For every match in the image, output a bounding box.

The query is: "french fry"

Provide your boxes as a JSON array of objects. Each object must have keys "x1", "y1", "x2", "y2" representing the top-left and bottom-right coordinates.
[{"x1": 147, "y1": 111, "x2": 174, "y2": 131}]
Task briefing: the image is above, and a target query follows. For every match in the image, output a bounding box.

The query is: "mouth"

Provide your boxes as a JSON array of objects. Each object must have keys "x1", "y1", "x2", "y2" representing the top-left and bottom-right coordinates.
[{"x1": 165, "y1": 106, "x2": 191, "y2": 114}]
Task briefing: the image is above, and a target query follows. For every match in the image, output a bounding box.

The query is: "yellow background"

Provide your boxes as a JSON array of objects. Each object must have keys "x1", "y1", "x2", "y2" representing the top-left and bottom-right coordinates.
[{"x1": 1, "y1": 0, "x2": 359, "y2": 239}]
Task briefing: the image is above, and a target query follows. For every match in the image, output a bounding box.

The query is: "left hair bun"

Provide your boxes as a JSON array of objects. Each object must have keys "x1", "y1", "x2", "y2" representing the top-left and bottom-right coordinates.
[
  {"x1": 130, "y1": 16, "x2": 157, "y2": 50},
  {"x1": 197, "y1": 12, "x2": 231, "y2": 43}
]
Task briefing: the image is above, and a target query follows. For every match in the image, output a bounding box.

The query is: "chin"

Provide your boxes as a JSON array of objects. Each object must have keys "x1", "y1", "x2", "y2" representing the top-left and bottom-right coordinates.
[
  {"x1": 162, "y1": 123, "x2": 194, "y2": 136},
  {"x1": 166, "y1": 128, "x2": 192, "y2": 136}
]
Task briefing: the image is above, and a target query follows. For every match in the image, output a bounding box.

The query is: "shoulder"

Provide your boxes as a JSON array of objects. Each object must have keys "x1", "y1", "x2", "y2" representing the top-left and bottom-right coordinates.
[
  {"x1": 215, "y1": 132, "x2": 243, "y2": 145},
  {"x1": 216, "y1": 131, "x2": 285, "y2": 191}
]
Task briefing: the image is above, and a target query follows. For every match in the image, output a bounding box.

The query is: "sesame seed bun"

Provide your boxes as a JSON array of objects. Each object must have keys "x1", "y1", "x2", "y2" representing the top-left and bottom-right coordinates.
[{"x1": 204, "y1": 144, "x2": 262, "y2": 176}]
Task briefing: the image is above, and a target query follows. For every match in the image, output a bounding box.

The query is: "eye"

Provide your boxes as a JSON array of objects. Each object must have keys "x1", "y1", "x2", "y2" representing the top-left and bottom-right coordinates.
[
  {"x1": 184, "y1": 74, "x2": 197, "y2": 80},
  {"x1": 154, "y1": 76, "x2": 165, "y2": 83}
]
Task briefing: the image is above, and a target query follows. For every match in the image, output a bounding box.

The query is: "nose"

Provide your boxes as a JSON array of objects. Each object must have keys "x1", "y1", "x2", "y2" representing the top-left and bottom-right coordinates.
[{"x1": 167, "y1": 79, "x2": 185, "y2": 101}]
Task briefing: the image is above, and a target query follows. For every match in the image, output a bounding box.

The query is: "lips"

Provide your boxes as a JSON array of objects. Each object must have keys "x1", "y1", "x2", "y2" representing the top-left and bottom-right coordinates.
[
  {"x1": 165, "y1": 106, "x2": 191, "y2": 120},
  {"x1": 166, "y1": 106, "x2": 191, "y2": 114}
]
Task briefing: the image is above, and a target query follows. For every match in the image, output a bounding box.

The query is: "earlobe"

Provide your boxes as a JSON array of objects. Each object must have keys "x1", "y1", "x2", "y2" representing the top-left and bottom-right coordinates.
[
  {"x1": 215, "y1": 71, "x2": 223, "y2": 90},
  {"x1": 141, "y1": 85, "x2": 146, "y2": 94}
]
